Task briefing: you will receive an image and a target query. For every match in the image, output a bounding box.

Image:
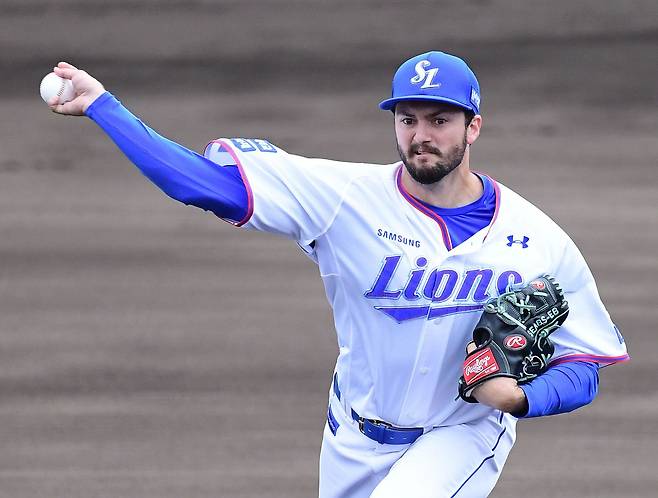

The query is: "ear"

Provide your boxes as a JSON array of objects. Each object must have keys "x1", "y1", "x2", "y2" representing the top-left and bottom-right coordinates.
[{"x1": 466, "y1": 115, "x2": 482, "y2": 145}]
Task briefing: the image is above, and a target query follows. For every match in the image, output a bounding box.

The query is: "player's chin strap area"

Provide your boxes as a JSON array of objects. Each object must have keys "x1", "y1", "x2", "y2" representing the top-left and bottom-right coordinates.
[{"x1": 332, "y1": 373, "x2": 425, "y2": 445}]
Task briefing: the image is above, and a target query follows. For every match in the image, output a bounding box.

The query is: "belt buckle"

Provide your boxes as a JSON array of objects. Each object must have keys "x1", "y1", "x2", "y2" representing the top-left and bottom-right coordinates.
[
  {"x1": 359, "y1": 419, "x2": 396, "y2": 444},
  {"x1": 360, "y1": 417, "x2": 396, "y2": 444},
  {"x1": 371, "y1": 419, "x2": 393, "y2": 429},
  {"x1": 358, "y1": 417, "x2": 391, "y2": 432}
]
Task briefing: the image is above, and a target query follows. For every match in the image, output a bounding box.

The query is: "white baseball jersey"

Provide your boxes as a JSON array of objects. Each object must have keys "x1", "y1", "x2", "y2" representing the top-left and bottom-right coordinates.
[{"x1": 204, "y1": 138, "x2": 628, "y2": 429}]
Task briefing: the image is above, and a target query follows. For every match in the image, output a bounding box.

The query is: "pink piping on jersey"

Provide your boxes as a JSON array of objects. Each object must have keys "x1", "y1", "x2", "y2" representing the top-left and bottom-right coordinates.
[
  {"x1": 205, "y1": 139, "x2": 254, "y2": 227},
  {"x1": 475, "y1": 171, "x2": 501, "y2": 241},
  {"x1": 548, "y1": 353, "x2": 630, "y2": 368},
  {"x1": 395, "y1": 164, "x2": 453, "y2": 251}
]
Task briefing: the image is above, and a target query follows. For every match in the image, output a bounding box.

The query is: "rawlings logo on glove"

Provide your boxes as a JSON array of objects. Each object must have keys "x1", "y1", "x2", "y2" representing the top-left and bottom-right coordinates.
[
  {"x1": 458, "y1": 275, "x2": 569, "y2": 403},
  {"x1": 462, "y1": 348, "x2": 500, "y2": 385}
]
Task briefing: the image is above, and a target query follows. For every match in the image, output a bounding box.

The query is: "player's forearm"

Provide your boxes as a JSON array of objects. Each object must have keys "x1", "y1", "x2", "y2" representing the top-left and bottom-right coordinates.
[
  {"x1": 85, "y1": 92, "x2": 248, "y2": 222},
  {"x1": 470, "y1": 377, "x2": 529, "y2": 414},
  {"x1": 519, "y1": 361, "x2": 599, "y2": 418}
]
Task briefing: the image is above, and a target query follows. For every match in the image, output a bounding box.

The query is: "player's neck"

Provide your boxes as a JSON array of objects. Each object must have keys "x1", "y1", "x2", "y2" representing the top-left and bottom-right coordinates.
[{"x1": 401, "y1": 160, "x2": 483, "y2": 209}]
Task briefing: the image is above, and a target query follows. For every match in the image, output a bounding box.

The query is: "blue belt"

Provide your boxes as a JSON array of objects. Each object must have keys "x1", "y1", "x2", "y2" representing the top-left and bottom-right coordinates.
[{"x1": 332, "y1": 374, "x2": 424, "y2": 445}]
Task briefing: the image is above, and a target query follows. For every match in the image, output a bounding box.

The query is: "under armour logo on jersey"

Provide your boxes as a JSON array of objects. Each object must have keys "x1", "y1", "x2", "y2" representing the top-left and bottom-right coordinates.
[
  {"x1": 506, "y1": 235, "x2": 529, "y2": 248},
  {"x1": 410, "y1": 60, "x2": 441, "y2": 89}
]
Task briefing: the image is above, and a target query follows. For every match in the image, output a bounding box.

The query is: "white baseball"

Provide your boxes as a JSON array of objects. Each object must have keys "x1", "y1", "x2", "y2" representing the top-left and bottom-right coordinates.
[{"x1": 39, "y1": 72, "x2": 76, "y2": 105}]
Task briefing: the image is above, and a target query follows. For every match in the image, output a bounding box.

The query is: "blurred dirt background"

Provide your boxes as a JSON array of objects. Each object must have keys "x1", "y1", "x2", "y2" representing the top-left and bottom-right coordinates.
[{"x1": 1, "y1": 1, "x2": 657, "y2": 496}]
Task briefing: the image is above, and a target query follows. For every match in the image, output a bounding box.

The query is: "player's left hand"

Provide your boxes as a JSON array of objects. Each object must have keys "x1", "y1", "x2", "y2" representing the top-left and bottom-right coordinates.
[{"x1": 466, "y1": 342, "x2": 529, "y2": 415}]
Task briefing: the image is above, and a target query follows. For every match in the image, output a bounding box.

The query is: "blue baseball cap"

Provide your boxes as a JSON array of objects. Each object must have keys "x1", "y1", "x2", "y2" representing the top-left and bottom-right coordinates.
[{"x1": 379, "y1": 51, "x2": 481, "y2": 114}]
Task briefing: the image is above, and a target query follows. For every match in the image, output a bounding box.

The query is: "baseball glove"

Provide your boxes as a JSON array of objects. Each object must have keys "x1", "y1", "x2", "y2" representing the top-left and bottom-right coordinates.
[{"x1": 458, "y1": 275, "x2": 569, "y2": 403}]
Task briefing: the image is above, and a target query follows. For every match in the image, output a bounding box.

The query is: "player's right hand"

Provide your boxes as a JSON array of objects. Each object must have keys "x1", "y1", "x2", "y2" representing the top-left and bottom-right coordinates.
[{"x1": 48, "y1": 62, "x2": 106, "y2": 116}]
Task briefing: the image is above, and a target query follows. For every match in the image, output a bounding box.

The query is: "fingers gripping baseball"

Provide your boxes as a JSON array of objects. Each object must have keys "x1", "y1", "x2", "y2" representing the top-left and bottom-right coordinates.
[{"x1": 49, "y1": 62, "x2": 106, "y2": 116}]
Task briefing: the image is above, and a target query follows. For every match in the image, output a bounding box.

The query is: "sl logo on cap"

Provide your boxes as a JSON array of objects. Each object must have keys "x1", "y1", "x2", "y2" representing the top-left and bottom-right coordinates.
[{"x1": 410, "y1": 60, "x2": 441, "y2": 89}]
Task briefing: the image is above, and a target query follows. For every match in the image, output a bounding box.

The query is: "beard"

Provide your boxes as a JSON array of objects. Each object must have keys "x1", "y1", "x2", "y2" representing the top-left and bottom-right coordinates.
[{"x1": 397, "y1": 133, "x2": 468, "y2": 185}]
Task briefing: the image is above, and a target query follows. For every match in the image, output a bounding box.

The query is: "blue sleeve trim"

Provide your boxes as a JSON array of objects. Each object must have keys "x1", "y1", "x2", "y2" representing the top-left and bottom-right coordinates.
[
  {"x1": 86, "y1": 92, "x2": 249, "y2": 223},
  {"x1": 519, "y1": 361, "x2": 599, "y2": 418}
]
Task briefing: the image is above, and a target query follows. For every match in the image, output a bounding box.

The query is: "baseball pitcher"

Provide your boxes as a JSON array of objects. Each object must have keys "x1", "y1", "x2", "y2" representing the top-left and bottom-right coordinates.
[{"x1": 46, "y1": 52, "x2": 628, "y2": 497}]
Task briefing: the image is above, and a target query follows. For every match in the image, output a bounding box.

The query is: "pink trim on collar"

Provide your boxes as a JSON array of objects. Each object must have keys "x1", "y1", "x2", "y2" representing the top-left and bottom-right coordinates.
[
  {"x1": 475, "y1": 171, "x2": 501, "y2": 241},
  {"x1": 395, "y1": 165, "x2": 453, "y2": 251}
]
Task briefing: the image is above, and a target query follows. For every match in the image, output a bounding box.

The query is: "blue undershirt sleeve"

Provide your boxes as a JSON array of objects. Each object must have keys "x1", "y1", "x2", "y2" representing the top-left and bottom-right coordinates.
[
  {"x1": 85, "y1": 91, "x2": 248, "y2": 223},
  {"x1": 518, "y1": 361, "x2": 600, "y2": 418}
]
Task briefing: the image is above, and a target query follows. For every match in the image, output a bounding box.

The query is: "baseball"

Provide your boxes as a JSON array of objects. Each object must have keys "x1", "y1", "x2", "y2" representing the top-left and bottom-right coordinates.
[{"x1": 39, "y1": 72, "x2": 76, "y2": 104}]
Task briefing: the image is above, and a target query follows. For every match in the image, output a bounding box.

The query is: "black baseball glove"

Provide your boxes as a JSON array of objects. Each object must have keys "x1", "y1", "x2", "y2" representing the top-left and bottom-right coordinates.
[{"x1": 458, "y1": 275, "x2": 569, "y2": 403}]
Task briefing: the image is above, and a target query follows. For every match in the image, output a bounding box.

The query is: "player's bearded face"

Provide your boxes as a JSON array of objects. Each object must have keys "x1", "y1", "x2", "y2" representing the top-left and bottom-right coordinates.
[{"x1": 397, "y1": 131, "x2": 468, "y2": 185}]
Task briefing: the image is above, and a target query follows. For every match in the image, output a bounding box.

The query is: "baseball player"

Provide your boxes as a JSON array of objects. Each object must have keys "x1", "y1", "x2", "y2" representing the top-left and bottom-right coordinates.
[{"x1": 48, "y1": 52, "x2": 628, "y2": 497}]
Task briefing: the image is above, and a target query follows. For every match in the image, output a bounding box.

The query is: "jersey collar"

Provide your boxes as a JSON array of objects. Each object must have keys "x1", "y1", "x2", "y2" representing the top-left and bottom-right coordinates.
[
  {"x1": 476, "y1": 170, "x2": 501, "y2": 242},
  {"x1": 394, "y1": 164, "x2": 502, "y2": 252},
  {"x1": 395, "y1": 164, "x2": 453, "y2": 251}
]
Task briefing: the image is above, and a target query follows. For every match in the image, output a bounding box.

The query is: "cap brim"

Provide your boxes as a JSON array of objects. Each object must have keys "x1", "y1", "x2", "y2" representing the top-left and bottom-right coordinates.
[{"x1": 379, "y1": 95, "x2": 475, "y2": 112}]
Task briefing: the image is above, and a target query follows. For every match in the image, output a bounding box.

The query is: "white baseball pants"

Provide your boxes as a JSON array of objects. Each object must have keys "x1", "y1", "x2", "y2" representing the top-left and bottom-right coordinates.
[{"x1": 319, "y1": 392, "x2": 516, "y2": 498}]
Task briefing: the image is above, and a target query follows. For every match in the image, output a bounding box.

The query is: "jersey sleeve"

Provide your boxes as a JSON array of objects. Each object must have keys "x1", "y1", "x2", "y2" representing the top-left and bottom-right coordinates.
[
  {"x1": 86, "y1": 92, "x2": 249, "y2": 223},
  {"x1": 205, "y1": 138, "x2": 367, "y2": 246},
  {"x1": 519, "y1": 361, "x2": 599, "y2": 418},
  {"x1": 549, "y1": 237, "x2": 629, "y2": 367}
]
